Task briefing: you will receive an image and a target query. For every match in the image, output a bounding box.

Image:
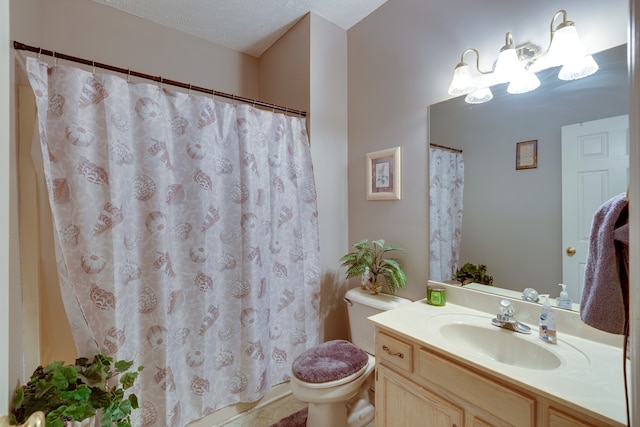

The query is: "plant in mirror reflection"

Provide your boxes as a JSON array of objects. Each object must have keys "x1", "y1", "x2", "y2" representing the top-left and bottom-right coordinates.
[{"x1": 455, "y1": 263, "x2": 494, "y2": 286}]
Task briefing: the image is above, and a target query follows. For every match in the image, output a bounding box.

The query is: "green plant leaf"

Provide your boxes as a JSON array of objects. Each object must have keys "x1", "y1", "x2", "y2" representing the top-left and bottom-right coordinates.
[
  {"x1": 120, "y1": 372, "x2": 139, "y2": 390},
  {"x1": 114, "y1": 359, "x2": 134, "y2": 373},
  {"x1": 73, "y1": 385, "x2": 92, "y2": 402},
  {"x1": 381, "y1": 245, "x2": 405, "y2": 254},
  {"x1": 52, "y1": 365, "x2": 77, "y2": 390},
  {"x1": 128, "y1": 393, "x2": 140, "y2": 410},
  {"x1": 371, "y1": 239, "x2": 385, "y2": 249},
  {"x1": 61, "y1": 403, "x2": 96, "y2": 421},
  {"x1": 12, "y1": 386, "x2": 24, "y2": 409},
  {"x1": 352, "y1": 238, "x2": 371, "y2": 248},
  {"x1": 43, "y1": 361, "x2": 65, "y2": 375},
  {"x1": 81, "y1": 361, "x2": 107, "y2": 388},
  {"x1": 75, "y1": 357, "x2": 90, "y2": 367},
  {"x1": 345, "y1": 264, "x2": 368, "y2": 279},
  {"x1": 89, "y1": 387, "x2": 111, "y2": 409},
  {"x1": 45, "y1": 412, "x2": 64, "y2": 427}
]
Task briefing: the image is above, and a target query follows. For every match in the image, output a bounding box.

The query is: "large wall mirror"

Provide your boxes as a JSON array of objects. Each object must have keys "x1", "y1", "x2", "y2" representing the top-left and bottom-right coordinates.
[{"x1": 428, "y1": 44, "x2": 629, "y2": 309}]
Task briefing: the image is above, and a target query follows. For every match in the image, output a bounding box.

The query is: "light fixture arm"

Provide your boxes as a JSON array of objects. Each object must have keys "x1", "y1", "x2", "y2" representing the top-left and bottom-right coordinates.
[
  {"x1": 500, "y1": 32, "x2": 515, "y2": 53},
  {"x1": 542, "y1": 9, "x2": 576, "y2": 55},
  {"x1": 458, "y1": 48, "x2": 492, "y2": 75},
  {"x1": 550, "y1": 10, "x2": 573, "y2": 35}
]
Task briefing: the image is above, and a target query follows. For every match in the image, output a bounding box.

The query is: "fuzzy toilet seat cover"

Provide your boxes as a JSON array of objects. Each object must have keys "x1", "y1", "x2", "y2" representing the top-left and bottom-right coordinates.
[{"x1": 292, "y1": 339, "x2": 369, "y2": 384}]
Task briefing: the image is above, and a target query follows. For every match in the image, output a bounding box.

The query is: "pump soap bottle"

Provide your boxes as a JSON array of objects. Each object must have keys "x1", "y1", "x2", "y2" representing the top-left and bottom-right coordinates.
[
  {"x1": 539, "y1": 295, "x2": 557, "y2": 344},
  {"x1": 556, "y1": 284, "x2": 572, "y2": 309}
]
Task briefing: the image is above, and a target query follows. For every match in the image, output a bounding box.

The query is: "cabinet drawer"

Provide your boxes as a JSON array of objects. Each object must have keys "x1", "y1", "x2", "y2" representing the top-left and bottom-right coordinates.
[
  {"x1": 376, "y1": 331, "x2": 413, "y2": 372},
  {"x1": 418, "y1": 347, "x2": 535, "y2": 426},
  {"x1": 547, "y1": 407, "x2": 599, "y2": 426}
]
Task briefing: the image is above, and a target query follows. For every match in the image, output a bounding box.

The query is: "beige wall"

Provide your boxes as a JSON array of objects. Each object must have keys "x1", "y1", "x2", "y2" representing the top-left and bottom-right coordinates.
[
  {"x1": 12, "y1": 0, "x2": 260, "y2": 97},
  {"x1": 260, "y1": 14, "x2": 350, "y2": 343},
  {"x1": 260, "y1": 15, "x2": 310, "y2": 114},
  {"x1": 2, "y1": 0, "x2": 23, "y2": 415},
  {"x1": 308, "y1": 15, "x2": 349, "y2": 341},
  {"x1": 347, "y1": 0, "x2": 628, "y2": 303},
  {"x1": 260, "y1": 13, "x2": 350, "y2": 342}
]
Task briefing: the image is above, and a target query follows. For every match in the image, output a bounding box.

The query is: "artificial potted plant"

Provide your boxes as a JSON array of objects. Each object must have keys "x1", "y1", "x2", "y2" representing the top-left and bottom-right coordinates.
[
  {"x1": 9, "y1": 352, "x2": 143, "y2": 427},
  {"x1": 339, "y1": 239, "x2": 407, "y2": 294}
]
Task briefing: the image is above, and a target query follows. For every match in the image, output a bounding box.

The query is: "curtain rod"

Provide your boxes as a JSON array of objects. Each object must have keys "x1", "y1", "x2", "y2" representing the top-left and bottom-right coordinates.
[
  {"x1": 13, "y1": 41, "x2": 307, "y2": 118},
  {"x1": 430, "y1": 143, "x2": 463, "y2": 153}
]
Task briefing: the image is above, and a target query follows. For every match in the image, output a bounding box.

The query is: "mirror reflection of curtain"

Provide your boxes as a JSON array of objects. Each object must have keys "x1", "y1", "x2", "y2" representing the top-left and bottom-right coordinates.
[
  {"x1": 26, "y1": 57, "x2": 321, "y2": 426},
  {"x1": 429, "y1": 146, "x2": 464, "y2": 282}
]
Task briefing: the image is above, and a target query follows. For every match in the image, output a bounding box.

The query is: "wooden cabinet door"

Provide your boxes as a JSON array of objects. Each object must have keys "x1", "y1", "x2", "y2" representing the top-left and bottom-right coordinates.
[{"x1": 376, "y1": 365, "x2": 463, "y2": 427}]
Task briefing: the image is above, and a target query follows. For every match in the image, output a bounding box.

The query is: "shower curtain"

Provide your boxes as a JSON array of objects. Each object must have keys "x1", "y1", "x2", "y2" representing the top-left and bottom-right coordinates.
[
  {"x1": 26, "y1": 57, "x2": 321, "y2": 427},
  {"x1": 429, "y1": 146, "x2": 464, "y2": 282}
]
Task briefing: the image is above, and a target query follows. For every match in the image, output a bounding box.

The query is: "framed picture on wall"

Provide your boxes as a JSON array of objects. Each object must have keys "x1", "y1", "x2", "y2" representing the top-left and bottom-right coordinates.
[
  {"x1": 366, "y1": 146, "x2": 401, "y2": 200},
  {"x1": 516, "y1": 140, "x2": 538, "y2": 170}
]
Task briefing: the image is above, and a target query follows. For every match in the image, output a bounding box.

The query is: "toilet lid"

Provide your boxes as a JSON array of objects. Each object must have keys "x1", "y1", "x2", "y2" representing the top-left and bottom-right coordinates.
[{"x1": 292, "y1": 340, "x2": 369, "y2": 384}]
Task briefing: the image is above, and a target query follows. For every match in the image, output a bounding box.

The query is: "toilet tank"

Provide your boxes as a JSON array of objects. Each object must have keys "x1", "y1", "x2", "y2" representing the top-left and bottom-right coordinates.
[{"x1": 344, "y1": 288, "x2": 412, "y2": 355}]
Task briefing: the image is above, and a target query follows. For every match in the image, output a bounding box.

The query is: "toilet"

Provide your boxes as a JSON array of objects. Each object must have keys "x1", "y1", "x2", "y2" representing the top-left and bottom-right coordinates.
[{"x1": 290, "y1": 287, "x2": 411, "y2": 427}]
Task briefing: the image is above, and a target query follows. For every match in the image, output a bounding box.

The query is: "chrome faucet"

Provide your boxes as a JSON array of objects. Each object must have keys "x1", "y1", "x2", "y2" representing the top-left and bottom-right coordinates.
[{"x1": 491, "y1": 299, "x2": 531, "y2": 334}]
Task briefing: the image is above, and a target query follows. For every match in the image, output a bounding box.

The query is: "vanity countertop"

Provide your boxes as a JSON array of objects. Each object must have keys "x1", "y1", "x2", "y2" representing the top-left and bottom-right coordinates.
[{"x1": 369, "y1": 299, "x2": 629, "y2": 426}]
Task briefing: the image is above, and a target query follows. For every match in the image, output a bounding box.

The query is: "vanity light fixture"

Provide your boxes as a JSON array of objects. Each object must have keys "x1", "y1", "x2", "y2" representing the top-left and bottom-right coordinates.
[
  {"x1": 544, "y1": 10, "x2": 599, "y2": 80},
  {"x1": 493, "y1": 33, "x2": 523, "y2": 82},
  {"x1": 447, "y1": 48, "x2": 481, "y2": 96},
  {"x1": 465, "y1": 87, "x2": 494, "y2": 104},
  {"x1": 447, "y1": 9, "x2": 597, "y2": 104},
  {"x1": 446, "y1": 48, "x2": 494, "y2": 103},
  {"x1": 494, "y1": 32, "x2": 541, "y2": 95}
]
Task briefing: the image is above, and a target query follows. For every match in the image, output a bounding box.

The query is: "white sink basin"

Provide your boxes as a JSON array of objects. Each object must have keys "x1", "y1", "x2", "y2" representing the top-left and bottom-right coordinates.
[{"x1": 439, "y1": 322, "x2": 562, "y2": 370}]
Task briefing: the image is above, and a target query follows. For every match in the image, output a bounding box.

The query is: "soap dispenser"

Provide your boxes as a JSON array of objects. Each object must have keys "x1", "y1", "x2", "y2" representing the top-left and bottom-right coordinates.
[
  {"x1": 556, "y1": 284, "x2": 572, "y2": 310},
  {"x1": 539, "y1": 295, "x2": 557, "y2": 344}
]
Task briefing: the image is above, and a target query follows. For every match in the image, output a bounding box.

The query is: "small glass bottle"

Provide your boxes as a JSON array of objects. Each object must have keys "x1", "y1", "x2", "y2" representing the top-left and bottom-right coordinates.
[{"x1": 427, "y1": 285, "x2": 446, "y2": 306}]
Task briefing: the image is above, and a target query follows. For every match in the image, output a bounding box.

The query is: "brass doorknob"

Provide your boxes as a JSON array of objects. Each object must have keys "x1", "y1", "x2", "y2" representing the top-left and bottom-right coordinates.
[{"x1": 566, "y1": 246, "x2": 576, "y2": 256}]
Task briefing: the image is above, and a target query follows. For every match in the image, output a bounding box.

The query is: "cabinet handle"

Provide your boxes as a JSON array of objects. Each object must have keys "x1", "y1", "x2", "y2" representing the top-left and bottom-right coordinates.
[{"x1": 382, "y1": 345, "x2": 404, "y2": 358}]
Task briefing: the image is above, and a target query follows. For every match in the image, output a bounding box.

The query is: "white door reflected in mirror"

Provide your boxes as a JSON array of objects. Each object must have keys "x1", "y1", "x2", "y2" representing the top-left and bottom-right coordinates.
[{"x1": 561, "y1": 114, "x2": 629, "y2": 301}]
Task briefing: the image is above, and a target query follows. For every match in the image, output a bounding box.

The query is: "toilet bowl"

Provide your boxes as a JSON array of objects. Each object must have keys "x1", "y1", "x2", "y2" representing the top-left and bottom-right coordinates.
[{"x1": 290, "y1": 288, "x2": 412, "y2": 427}]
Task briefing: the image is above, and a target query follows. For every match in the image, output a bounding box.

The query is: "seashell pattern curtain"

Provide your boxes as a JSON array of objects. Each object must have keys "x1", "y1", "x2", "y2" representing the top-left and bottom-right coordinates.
[
  {"x1": 429, "y1": 146, "x2": 464, "y2": 282},
  {"x1": 26, "y1": 57, "x2": 321, "y2": 426}
]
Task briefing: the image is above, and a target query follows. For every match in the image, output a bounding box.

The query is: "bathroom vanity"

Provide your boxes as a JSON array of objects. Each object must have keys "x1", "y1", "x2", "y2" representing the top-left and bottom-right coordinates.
[{"x1": 370, "y1": 283, "x2": 628, "y2": 426}]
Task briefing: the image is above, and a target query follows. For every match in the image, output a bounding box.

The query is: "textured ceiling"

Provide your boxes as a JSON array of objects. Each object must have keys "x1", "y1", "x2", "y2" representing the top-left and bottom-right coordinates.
[{"x1": 92, "y1": 0, "x2": 388, "y2": 57}]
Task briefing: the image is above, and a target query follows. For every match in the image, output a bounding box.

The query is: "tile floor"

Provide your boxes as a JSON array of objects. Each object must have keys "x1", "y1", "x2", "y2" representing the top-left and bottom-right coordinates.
[{"x1": 219, "y1": 392, "x2": 375, "y2": 427}]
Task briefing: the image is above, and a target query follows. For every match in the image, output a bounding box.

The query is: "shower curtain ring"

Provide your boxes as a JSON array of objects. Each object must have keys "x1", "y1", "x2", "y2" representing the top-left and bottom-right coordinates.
[
  {"x1": 52, "y1": 51, "x2": 58, "y2": 67},
  {"x1": 37, "y1": 48, "x2": 42, "y2": 61},
  {"x1": 127, "y1": 69, "x2": 131, "y2": 83},
  {"x1": 92, "y1": 61, "x2": 96, "y2": 74},
  {"x1": 188, "y1": 84, "x2": 192, "y2": 96}
]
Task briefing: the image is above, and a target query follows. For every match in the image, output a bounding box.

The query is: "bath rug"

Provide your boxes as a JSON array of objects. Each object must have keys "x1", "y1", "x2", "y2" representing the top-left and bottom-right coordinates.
[{"x1": 269, "y1": 407, "x2": 308, "y2": 427}]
